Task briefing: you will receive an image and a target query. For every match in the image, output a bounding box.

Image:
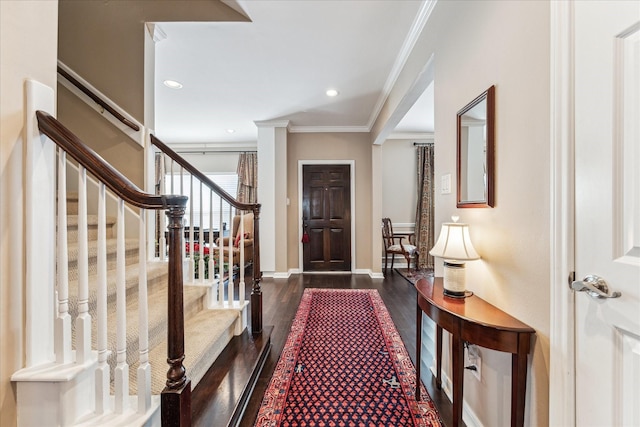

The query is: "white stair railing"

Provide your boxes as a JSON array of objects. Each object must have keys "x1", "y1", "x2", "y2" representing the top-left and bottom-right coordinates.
[
  {"x1": 76, "y1": 166, "x2": 92, "y2": 364},
  {"x1": 56, "y1": 149, "x2": 73, "y2": 364},
  {"x1": 114, "y1": 199, "x2": 129, "y2": 414},
  {"x1": 137, "y1": 210, "x2": 152, "y2": 414},
  {"x1": 95, "y1": 183, "x2": 110, "y2": 414}
]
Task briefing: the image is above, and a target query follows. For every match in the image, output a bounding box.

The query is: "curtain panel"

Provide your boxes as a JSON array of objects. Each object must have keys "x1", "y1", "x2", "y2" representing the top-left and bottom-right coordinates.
[
  {"x1": 415, "y1": 145, "x2": 435, "y2": 270},
  {"x1": 236, "y1": 152, "x2": 258, "y2": 205}
]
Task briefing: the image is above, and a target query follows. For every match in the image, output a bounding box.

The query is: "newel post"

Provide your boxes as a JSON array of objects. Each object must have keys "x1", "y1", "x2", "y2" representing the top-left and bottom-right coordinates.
[
  {"x1": 161, "y1": 201, "x2": 191, "y2": 427},
  {"x1": 251, "y1": 205, "x2": 263, "y2": 334}
]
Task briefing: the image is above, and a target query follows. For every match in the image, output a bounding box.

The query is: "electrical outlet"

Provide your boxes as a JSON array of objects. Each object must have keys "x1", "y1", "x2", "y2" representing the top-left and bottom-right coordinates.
[{"x1": 465, "y1": 344, "x2": 482, "y2": 381}]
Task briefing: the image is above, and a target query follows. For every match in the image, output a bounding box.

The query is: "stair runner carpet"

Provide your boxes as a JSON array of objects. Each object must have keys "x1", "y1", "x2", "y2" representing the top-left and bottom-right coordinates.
[{"x1": 254, "y1": 289, "x2": 442, "y2": 426}]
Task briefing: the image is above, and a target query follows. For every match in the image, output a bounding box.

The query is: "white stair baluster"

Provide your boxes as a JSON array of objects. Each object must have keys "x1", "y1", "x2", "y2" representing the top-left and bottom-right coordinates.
[
  {"x1": 239, "y1": 211, "x2": 245, "y2": 305},
  {"x1": 95, "y1": 182, "x2": 110, "y2": 414},
  {"x1": 159, "y1": 155, "x2": 168, "y2": 261},
  {"x1": 199, "y1": 181, "x2": 205, "y2": 283},
  {"x1": 227, "y1": 207, "x2": 233, "y2": 306},
  {"x1": 209, "y1": 189, "x2": 215, "y2": 283},
  {"x1": 189, "y1": 174, "x2": 195, "y2": 283},
  {"x1": 137, "y1": 210, "x2": 151, "y2": 413},
  {"x1": 55, "y1": 149, "x2": 72, "y2": 364},
  {"x1": 114, "y1": 198, "x2": 129, "y2": 413},
  {"x1": 218, "y1": 197, "x2": 224, "y2": 306},
  {"x1": 75, "y1": 166, "x2": 91, "y2": 363},
  {"x1": 170, "y1": 158, "x2": 175, "y2": 194}
]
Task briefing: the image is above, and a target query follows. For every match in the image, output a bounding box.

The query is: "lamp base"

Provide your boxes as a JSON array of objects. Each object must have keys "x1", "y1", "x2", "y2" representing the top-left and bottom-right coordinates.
[
  {"x1": 443, "y1": 289, "x2": 474, "y2": 299},
  {"x1": 442, "y1": 261, "x2": 470, "y2": 298}
]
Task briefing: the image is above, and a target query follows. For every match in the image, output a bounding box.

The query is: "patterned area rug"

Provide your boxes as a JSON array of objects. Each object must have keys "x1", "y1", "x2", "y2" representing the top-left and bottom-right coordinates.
[
  {"x1": 254, "y1": 289, "x2": 442, "y2": 426},
  {"x1": 394, "y1": 268, "x2": 434, "y2": 286}
]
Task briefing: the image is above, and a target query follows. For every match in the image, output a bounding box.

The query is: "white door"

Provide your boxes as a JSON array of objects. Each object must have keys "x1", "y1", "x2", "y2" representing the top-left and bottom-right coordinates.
[{"x1": 574, "y1": 1, "x2": 640, "y2": 426}]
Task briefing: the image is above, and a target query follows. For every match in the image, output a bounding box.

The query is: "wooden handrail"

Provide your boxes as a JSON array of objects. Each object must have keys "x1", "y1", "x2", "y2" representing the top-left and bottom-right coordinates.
[
  {"x1": 37, "y1": 111, "x2": 183, "y2": 209},
  {"x1": 57, "y1": 66, "x2": 141, "y2": 132},
  {"x1": 37, "y1": 110, "x2": 191, "y2": 426}
]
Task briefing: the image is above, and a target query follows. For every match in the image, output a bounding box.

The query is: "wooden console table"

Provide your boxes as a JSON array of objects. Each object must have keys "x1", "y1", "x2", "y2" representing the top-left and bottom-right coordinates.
[{"x1": 415, "y1": 277, "x2": 535, "y2": 427}]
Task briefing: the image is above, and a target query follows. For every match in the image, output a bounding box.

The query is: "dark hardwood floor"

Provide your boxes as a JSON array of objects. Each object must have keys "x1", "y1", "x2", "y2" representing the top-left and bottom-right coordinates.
[{"x1": 192, "y1": 271, "x2": 459, "y2": 427}]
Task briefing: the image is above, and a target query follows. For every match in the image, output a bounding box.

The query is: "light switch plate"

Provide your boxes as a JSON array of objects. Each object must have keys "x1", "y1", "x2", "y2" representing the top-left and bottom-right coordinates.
[{"x1": 441, "y1": 174, "x2": 451, "y2": 194}]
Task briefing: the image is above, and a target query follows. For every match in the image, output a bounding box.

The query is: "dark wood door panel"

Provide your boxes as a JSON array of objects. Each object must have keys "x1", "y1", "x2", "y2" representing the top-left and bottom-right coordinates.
[
  {"x1": 302, "y1": 164, "x2": 351, "y2": 271},
  {"x1": 328, "y1": 187, "x2": 345, "y2": 219},
  {"x1": 329, "y1": 228, "x2": 346, "y2": 262}
]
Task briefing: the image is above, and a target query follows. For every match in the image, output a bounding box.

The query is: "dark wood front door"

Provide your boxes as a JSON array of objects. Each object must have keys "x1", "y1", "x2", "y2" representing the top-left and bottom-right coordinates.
[{"x1": 302, "y1": 164, "x2": 351, "y2": 271}]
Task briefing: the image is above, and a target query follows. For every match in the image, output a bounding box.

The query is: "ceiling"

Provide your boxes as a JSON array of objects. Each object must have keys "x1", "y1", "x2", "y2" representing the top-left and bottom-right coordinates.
[{"x1": 153, "y1": 0, "x2": 434, "y2": 146}]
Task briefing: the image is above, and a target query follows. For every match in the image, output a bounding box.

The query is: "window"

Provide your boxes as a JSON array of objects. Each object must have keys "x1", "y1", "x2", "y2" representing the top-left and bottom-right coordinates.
[{"x1": 165, "y1": 173, "x2": 238, "y2": 229}]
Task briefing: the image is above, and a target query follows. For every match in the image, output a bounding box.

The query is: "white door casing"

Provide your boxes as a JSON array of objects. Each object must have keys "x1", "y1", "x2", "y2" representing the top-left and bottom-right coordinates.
[{"x1": 574, "y1": 2, "x2": 640, "y2": 426}]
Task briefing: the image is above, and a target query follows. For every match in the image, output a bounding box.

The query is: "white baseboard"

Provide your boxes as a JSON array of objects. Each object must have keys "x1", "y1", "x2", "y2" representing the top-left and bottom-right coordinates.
[
  {"x1": 369, "y1": 271, "x2": 385, "y2": 279},
  {"x1": 272, "y1": 271, "x2": 291, "y2": 279}
]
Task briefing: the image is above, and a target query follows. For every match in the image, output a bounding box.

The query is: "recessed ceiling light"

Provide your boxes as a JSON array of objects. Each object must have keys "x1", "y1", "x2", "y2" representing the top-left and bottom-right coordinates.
[
  {"x1": 163, "y1": 80, "x2": 183, "y2": 89},
  {"x1": 326, "y1": 89, "x2": 339, "y2": 97},
  {"x1": 226, "y1": 129, "x2": 235, "y2": 134}
]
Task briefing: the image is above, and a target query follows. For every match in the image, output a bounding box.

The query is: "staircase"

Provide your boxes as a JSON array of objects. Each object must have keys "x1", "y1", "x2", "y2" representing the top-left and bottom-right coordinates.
[
  {"x1": 12, "y1": 104, "x2": 263, "y2": 427},
  {"x1": 65, "y1": 194, "x2": 242, "y2": 399}
]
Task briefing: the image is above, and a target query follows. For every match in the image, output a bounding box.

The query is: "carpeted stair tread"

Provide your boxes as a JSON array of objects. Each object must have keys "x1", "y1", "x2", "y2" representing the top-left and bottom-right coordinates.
[
  {"x1": 96, "y1": 283, "x2": 208, "y2": 371},
  {"x1": 64, "y1": 193, "x2": 242, "y2": 407},
  {"x1": 129, "y1": 308, "x2": 239, "y2": 395},
  {"x1": 67, "y1": 261, "x2": 168, "y2": 319},
  {"x1": 66, "y1": 215, "x2": 117, "y2": 244},
  {"x1": 67, "y1": 238, "x2": 140, "y2": 281}
]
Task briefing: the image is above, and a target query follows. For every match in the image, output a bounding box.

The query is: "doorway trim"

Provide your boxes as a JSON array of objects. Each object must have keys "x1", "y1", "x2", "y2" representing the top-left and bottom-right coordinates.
[
  {"x1": 298, "y1": 160, "x2": 356, "y2": 273},
  {"x1": 549, "y1": 1, "x2": 576, "y2": 426}
]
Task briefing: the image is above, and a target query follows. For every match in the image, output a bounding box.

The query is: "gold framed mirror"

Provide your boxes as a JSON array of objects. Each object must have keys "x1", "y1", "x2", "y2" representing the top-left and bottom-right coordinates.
[{"x1": 457, "y1": 85, "x2": 495, "y2": 208}]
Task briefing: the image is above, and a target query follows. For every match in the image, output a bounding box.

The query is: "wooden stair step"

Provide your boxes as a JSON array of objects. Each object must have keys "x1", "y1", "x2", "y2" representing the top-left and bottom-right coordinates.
[
  {"x1": 98, "y1": 282, "x2": 208, "y2": 373},
  {"x1": 192, "y1": 326, "x2": 273, "y2": 427},
  {"x1": 67, "y1": 238, "x2": 140, "y2": 281},
  {"x1": 67, "y1": 260, "x2": 168, "y2": 318},
  {"x1": 66, "y1": 214, "x2": 117, "y2": 243},
  {"x1": 129, "y1": 308, "x2": 241, "y2": 395}
]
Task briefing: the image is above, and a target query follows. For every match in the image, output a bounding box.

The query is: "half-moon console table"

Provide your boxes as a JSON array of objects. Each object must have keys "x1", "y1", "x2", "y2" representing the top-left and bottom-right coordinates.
[{"x1": 415, "y1": 277, "x2": 535, "y2": 427}]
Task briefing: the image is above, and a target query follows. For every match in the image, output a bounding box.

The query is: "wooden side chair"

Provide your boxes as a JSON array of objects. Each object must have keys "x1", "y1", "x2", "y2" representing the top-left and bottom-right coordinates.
[{"x1": 381, "y1": 217, "x2": 419, "y2": 276}]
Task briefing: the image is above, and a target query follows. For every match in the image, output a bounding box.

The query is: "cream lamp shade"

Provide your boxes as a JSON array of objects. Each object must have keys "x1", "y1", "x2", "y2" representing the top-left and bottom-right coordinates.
[{"x1": 429, "y1": 220, "x2": 480, "y2": 298}]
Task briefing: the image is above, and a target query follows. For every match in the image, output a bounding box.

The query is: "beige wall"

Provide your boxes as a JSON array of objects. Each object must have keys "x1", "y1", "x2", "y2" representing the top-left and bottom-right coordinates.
[
  {"x1": 58, "y1": 0, "x2": 248, "y2": 122},
  {"x1": 375, "y1": 1, "x2": 551, "y2": 426},
  {"x1": 56, "y1": 0, "x2": 248, "y2": 188},
  {"x1": 57, "y1": 83, "x2": 146, "y2": 187},
  {"x1": 0, "y1": 1, "x2": 59, "y2": 425},
  {"x1": 287, "y1": 133, "x2": 372, "y2": 272},
  {"x1": 381, "y1": 139, "x2": 421, "y2": 225}
]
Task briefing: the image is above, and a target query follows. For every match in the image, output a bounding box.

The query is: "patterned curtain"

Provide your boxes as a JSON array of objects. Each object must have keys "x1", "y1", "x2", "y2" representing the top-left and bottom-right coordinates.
[
  {"x1": 236, "y1": 152, "x2": 258, "y2": 205},
  {"x1": 415, "y1": 145, "x2": 435, "y2": 270}
]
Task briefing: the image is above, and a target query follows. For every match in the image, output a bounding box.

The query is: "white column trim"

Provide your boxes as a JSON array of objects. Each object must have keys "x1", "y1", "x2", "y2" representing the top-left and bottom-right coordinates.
[
  {"x1": 549, "y1": 1, "x2": 576, "y2": 426},
  {"x1": 23, "y1": 79, "x2": 56, "y2": 366}
]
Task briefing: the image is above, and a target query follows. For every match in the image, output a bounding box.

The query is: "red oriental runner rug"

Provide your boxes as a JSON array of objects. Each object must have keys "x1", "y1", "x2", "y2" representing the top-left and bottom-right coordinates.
[{"x1": 254, "y1": 289, "x2": 442, "y2": 426}]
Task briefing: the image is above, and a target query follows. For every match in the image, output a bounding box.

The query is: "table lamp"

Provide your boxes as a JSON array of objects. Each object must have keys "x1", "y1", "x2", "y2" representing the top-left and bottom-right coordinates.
[{"x1": 429, "y1": 217, "x2": 480, "y2": 298}]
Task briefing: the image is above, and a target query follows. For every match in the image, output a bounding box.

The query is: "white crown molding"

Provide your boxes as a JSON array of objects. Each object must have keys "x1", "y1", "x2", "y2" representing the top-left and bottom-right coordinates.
[
  {"x1": 161, "y1": 142, "x2": 257, "y2": 152},
  {"x1": 254, "y1": 119, "x2": 290, "y2": 129},
  {"x1": 366, "y1": 0, "x2": 438, "y2": 131},
  {"x1": 289, "y1": 125, "x2": 370, "y2": 134},
  {"x1": 387, "y1": 132, "x2": 435, "y2": 140}
]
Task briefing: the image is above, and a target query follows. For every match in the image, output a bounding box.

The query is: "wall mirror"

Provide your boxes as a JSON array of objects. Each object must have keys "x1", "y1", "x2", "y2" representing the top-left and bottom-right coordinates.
[{"x1": 457, "y1": 85, "x2": 495, "y2": 208}]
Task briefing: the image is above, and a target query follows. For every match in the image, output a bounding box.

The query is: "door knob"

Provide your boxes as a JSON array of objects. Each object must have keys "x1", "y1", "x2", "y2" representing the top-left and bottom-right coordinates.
[{"x1": 571, "y1": 275, "x2": 621, "y2": 299}]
